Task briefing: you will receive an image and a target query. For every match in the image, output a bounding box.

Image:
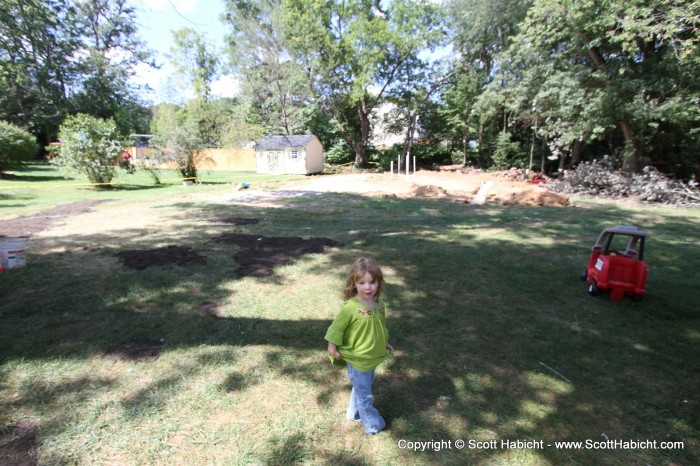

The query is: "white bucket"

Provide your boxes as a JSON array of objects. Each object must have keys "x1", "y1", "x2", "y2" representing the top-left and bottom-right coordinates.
[{"x1": 0, "y1": 237, "x2": 27, "y2": 270}]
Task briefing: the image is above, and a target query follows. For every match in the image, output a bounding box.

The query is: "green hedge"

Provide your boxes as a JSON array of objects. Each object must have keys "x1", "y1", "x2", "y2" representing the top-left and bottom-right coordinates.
[{"x1": 0, "y1": 120, "x2": 39, "y2": 173}]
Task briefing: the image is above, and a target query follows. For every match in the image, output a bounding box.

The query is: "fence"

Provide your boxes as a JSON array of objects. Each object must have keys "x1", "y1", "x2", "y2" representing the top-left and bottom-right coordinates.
[{"x1": 126, "y1": 147, "x2": 256, "y2": 172}]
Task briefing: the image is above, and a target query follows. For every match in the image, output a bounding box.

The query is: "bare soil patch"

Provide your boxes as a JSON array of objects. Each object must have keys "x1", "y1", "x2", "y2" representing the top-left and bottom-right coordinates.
[
  {"x1": 0, "y1": 419, "x2": 39, "y2": 466},
  {"x1": 211, "y1": 217, "x2": 261, "y2": 226},
  {"x1": 0, "y1": 200, "x2": 107, "y2": 238},
  {"x1": 212, "y1": 233, "x2": 340, "y2": 278},
  {"x1": 198, "y1": 302, "x2": 224, "y2": 319},
  {"x1": 104, "y1": 339, "x2": 165, "y2": 362},
  {"x1": 281, "y1": 169, "x2": 569, "y2": 207},
  {"x1": 115, "y1": 245, "x2": 207, "y2": 270}
]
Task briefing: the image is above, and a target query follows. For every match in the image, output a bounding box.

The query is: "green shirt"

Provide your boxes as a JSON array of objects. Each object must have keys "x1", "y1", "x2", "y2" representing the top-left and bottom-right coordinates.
[{"x1": 324, "y1": 297, "x2": 390, "y2": 372}]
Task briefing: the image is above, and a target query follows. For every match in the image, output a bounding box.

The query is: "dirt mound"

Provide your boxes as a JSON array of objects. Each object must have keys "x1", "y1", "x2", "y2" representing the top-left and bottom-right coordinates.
[
  {"x1": 115, "y1": 245, "x2": 207, "y2": 270},
  {"x1": 0, "y1": 419, "x2": 39, "y2": 466},
  {"x1": 497, "y1": 189, "x2": 570, "y2": 207},
  {"x1": 411, "y1": 184, "x2": 448, "y2": 198},
  {"x1": 212, "y1": 233, "x2": 340, "y2": 277}
]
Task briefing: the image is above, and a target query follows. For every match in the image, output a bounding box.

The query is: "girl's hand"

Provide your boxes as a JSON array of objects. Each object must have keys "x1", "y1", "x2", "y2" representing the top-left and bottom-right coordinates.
[
  {"x1": 328, "y1": 342, "x2": 342, "y2": 359},
  {"x1": 386, "y1": 343, "x2": 394, "y2": 355}
]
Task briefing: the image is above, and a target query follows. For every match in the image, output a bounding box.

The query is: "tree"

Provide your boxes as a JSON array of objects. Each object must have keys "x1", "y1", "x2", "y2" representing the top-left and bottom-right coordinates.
[
  {"x1": 53, "y1": 113, "x2": 123, "y2": 186},
  {"x1": 0, "y1": 0, "x2": 153, "y2": 148},
  {"x1": 0, "y1": 0, "x2": 79, "y2": 146},
  {"x1": 285, "y1": 0, "x2": 444, "y2": 166},
  {"x1": 0, "y1": 121, "x2": 39, "y2": 174},
  {"x1": 168, "y1": 28, "x2": 219, "y2": 102},
  {"x1": 71, "y1": 0, "x2": 154, "y2": 133},
  {"x1": 150, "y1": 104, "x2": 205, "y2": 181},
  {"x1": 224, "y1": 0, "x2": 311, "y2": 135},
  {"x1": 442, "y1": 0, "x2": 531, "y2": 168},
  {"x1": 502, "y1": 0, "x2": 700, "y2": 173}
]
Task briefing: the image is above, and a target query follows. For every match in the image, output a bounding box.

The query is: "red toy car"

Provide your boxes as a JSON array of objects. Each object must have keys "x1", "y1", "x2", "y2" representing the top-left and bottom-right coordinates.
[{"x1": 582, "y1": 225, "x2": 648, "y2": 301}]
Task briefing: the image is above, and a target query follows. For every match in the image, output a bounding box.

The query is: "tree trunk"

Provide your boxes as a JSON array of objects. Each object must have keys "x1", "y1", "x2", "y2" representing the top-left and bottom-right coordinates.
[
  {"x1": 528, "y1": 128, "x2": 536, "y2": 173},
  {"x1": 463, "y1": 132, "x2": 469, "y2": 167},
  {"x1": 558, "y1": 149, "x2": 567, "y2": 172},
  {"x1": 619, "y1": 120, "x2": 640, "y2": 173},
  {"x1": 540, "y1": 137, "x2": 546, "y2": 173},
  {"x1": 355, "y1": 98, "x2": 371, "y2": 167},
  {"x1": 571, "y1": 139, "x2": 582, "y2": 166},
  {"x1": 335, "y1": 99, "x2": 370, "y2": 167},
  {"x1": 477, "y1": 122, "x2": 484, "y2": 168},
  {"x1": 400, "y1": 112, "x2": 418, "y2": 170}
]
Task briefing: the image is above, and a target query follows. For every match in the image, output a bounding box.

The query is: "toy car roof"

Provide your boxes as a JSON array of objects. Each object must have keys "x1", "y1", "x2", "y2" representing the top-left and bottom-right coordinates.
[{"x1": 602, "y1": 225, "x2": 648, "y2": 237}]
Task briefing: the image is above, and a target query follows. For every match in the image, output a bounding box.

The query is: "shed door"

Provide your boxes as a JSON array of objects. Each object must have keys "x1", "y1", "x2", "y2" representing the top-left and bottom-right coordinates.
[{"x1": 266, "y1": 151, "x2": 283, "y2": 173}]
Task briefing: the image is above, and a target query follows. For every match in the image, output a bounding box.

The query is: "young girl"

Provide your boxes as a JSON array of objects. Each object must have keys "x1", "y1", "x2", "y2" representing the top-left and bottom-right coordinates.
[{"x1": 325, "y1": 257, "x2": 394, "y2": 435}]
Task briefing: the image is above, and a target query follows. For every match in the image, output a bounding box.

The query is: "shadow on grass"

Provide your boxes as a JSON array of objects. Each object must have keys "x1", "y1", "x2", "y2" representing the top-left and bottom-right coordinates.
[
  {"x1": 0, "y1": 193, "x2": 698, "y2": 465},
  {"x1": 0, "y1": 173, "x2": 70, "y2": 182}
]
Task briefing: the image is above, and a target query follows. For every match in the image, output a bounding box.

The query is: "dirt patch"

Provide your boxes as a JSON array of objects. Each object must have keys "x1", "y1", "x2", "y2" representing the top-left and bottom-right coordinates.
[
  {"x1": 212, "y1": 233, "x2": 340, "y2": 277},
  {"x1": 0, "y1": 419, "x2": 39, "y2": 466},
  {"x1": 104, "y1": 339, "x2": 165, "y2": 362},
  {"x1": 212, "y1": 217, "x2": 260, "y2": 226},
  {"x1": 199, "y1": 302, "x2": 223, "y2": 319},
  {"x1": 0, "y1": 200, "x2": 107, "y2": 238},
  {"x1": 280, "y1": 170, "x2": 569, "y2": 207},
  {"x1": 411, "y1": 184, "x2": 449, "y2": 198},
  {"x1": 115, "y1": 245, "x2": 207, "y2": 270},
  {"x1": 498, "y1": 190, "x2": 571, "y2": 207}
]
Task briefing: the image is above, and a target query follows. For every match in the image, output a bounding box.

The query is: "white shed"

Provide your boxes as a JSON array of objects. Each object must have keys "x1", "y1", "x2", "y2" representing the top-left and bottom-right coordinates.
[{"x1": 254, "y1": 135, "x2": 324, "y2": 175}]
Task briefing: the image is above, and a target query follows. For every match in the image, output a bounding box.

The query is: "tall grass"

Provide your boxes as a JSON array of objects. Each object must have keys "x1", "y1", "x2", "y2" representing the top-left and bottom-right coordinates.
[{"x1": 1, "y1": 164, "x2": 698, "y2": 465}]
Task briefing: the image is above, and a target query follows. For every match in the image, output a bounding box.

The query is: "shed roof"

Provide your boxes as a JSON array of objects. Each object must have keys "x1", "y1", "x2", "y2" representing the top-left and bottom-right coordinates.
[{"x1": 255, "y1": 134, "x2": 316, "y2": 149}]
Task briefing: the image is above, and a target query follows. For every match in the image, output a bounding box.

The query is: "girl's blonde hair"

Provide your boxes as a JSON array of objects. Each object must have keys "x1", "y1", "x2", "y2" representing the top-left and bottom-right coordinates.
[{"x1": 343, "y1": 257, "x2": 385, "y2": 300}]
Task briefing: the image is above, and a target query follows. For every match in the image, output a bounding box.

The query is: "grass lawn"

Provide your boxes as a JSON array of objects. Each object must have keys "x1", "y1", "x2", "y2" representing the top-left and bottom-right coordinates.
[{"x1": 1, "y1": 164, "x2": 699, "y2": 465}]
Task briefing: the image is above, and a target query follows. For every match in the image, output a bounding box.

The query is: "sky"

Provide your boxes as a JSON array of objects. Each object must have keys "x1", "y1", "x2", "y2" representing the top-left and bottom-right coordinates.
[{"x1": 130, "y1": 0, "x2": 239, "y2": 104}]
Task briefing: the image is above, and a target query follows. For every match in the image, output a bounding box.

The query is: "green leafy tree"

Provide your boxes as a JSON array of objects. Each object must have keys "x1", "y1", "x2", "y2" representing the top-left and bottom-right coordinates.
[
  {"x1": 224, "y1": 0, "x2": 311, "y2": 135},
  {"x1": 0, "y1": 0, "x2": 79, "y2": 145},
  {"x1": 0, "y1": 121, "x2": 40, "y2": 174},
  {"x1": 502, "y1": 0, "x2": 700, "y2": 173},
  {"x1": 54, "y1": 113, "x2": 123, "y2": 186},
  {"x1": 150, "y1": 104, "x2": 204, "y2": 181},
  {"x1": 168, "y1": 28, "x2": 219, "y2": 102},
  {"x1": 442, "y1": 0, "x2": 530, "y2": 168},
  {"x1": 71, "y1": 0, "x2": 154, "y2": 134},
  {"x1": 285, "y1": 0, "x2": 444, "y2": 166}
]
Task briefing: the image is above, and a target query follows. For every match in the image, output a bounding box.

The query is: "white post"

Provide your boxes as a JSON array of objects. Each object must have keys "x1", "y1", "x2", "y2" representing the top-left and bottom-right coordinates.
[
  {"x1": 405, "y1": 154, "x2": 409, "y2": 175},
  {"x1": 390, "y1": 161, "x2": 393, "y2": 175},
  {"x1": 397, "y1": 157, "x2": 400, "y2": 174},
  {"x1": 413, "y1": 156, "x2": 416, "y2": 174}
]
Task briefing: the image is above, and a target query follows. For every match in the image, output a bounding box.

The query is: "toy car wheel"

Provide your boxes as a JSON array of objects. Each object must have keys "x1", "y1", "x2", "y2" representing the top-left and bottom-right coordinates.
[
  {"x1": 588, "y1": 281, "x2": 599, "y2": 297},
  {"x1": 580, "y1": 268, "x2": 588, "y2": 281},
  {"x1": 632, "y1": 294, "x2": 643, "y2": 303}
]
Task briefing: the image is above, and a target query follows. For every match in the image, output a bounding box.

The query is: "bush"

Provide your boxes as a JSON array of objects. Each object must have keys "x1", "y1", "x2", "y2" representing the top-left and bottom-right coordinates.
[
  {"x1": 53, "y1": 114, "x2": 123, "y2": 186},
  {"x1": 324, "y1": 140, "x2": 355, "y2": 165},
  {"x1": 0, "y1": 121, "x2": 39, "y2": 173},
  {"x1": 150, "y1": 126, "x2": 202, "y2": 181}
]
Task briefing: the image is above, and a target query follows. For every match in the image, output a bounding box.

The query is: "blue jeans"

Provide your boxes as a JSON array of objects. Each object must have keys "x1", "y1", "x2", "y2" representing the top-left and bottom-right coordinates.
[{"x1": 346, "y1": 363, "x2": 386, "y2": 435}]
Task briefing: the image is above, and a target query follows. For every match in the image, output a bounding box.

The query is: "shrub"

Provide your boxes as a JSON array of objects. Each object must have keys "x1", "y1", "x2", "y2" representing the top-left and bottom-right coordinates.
[
  {"x1": 53, "y1": 114, "x2": 123, "y2": 186},
  {"x1": 324, "y1": 140, "x2": 355, "y2": 165},
  {"x1": 150, "y1": 126, "x2": 202, "y2": 181},
  {"x1": 0, "y1": 121, "x2": 39, "y2": 173}
]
